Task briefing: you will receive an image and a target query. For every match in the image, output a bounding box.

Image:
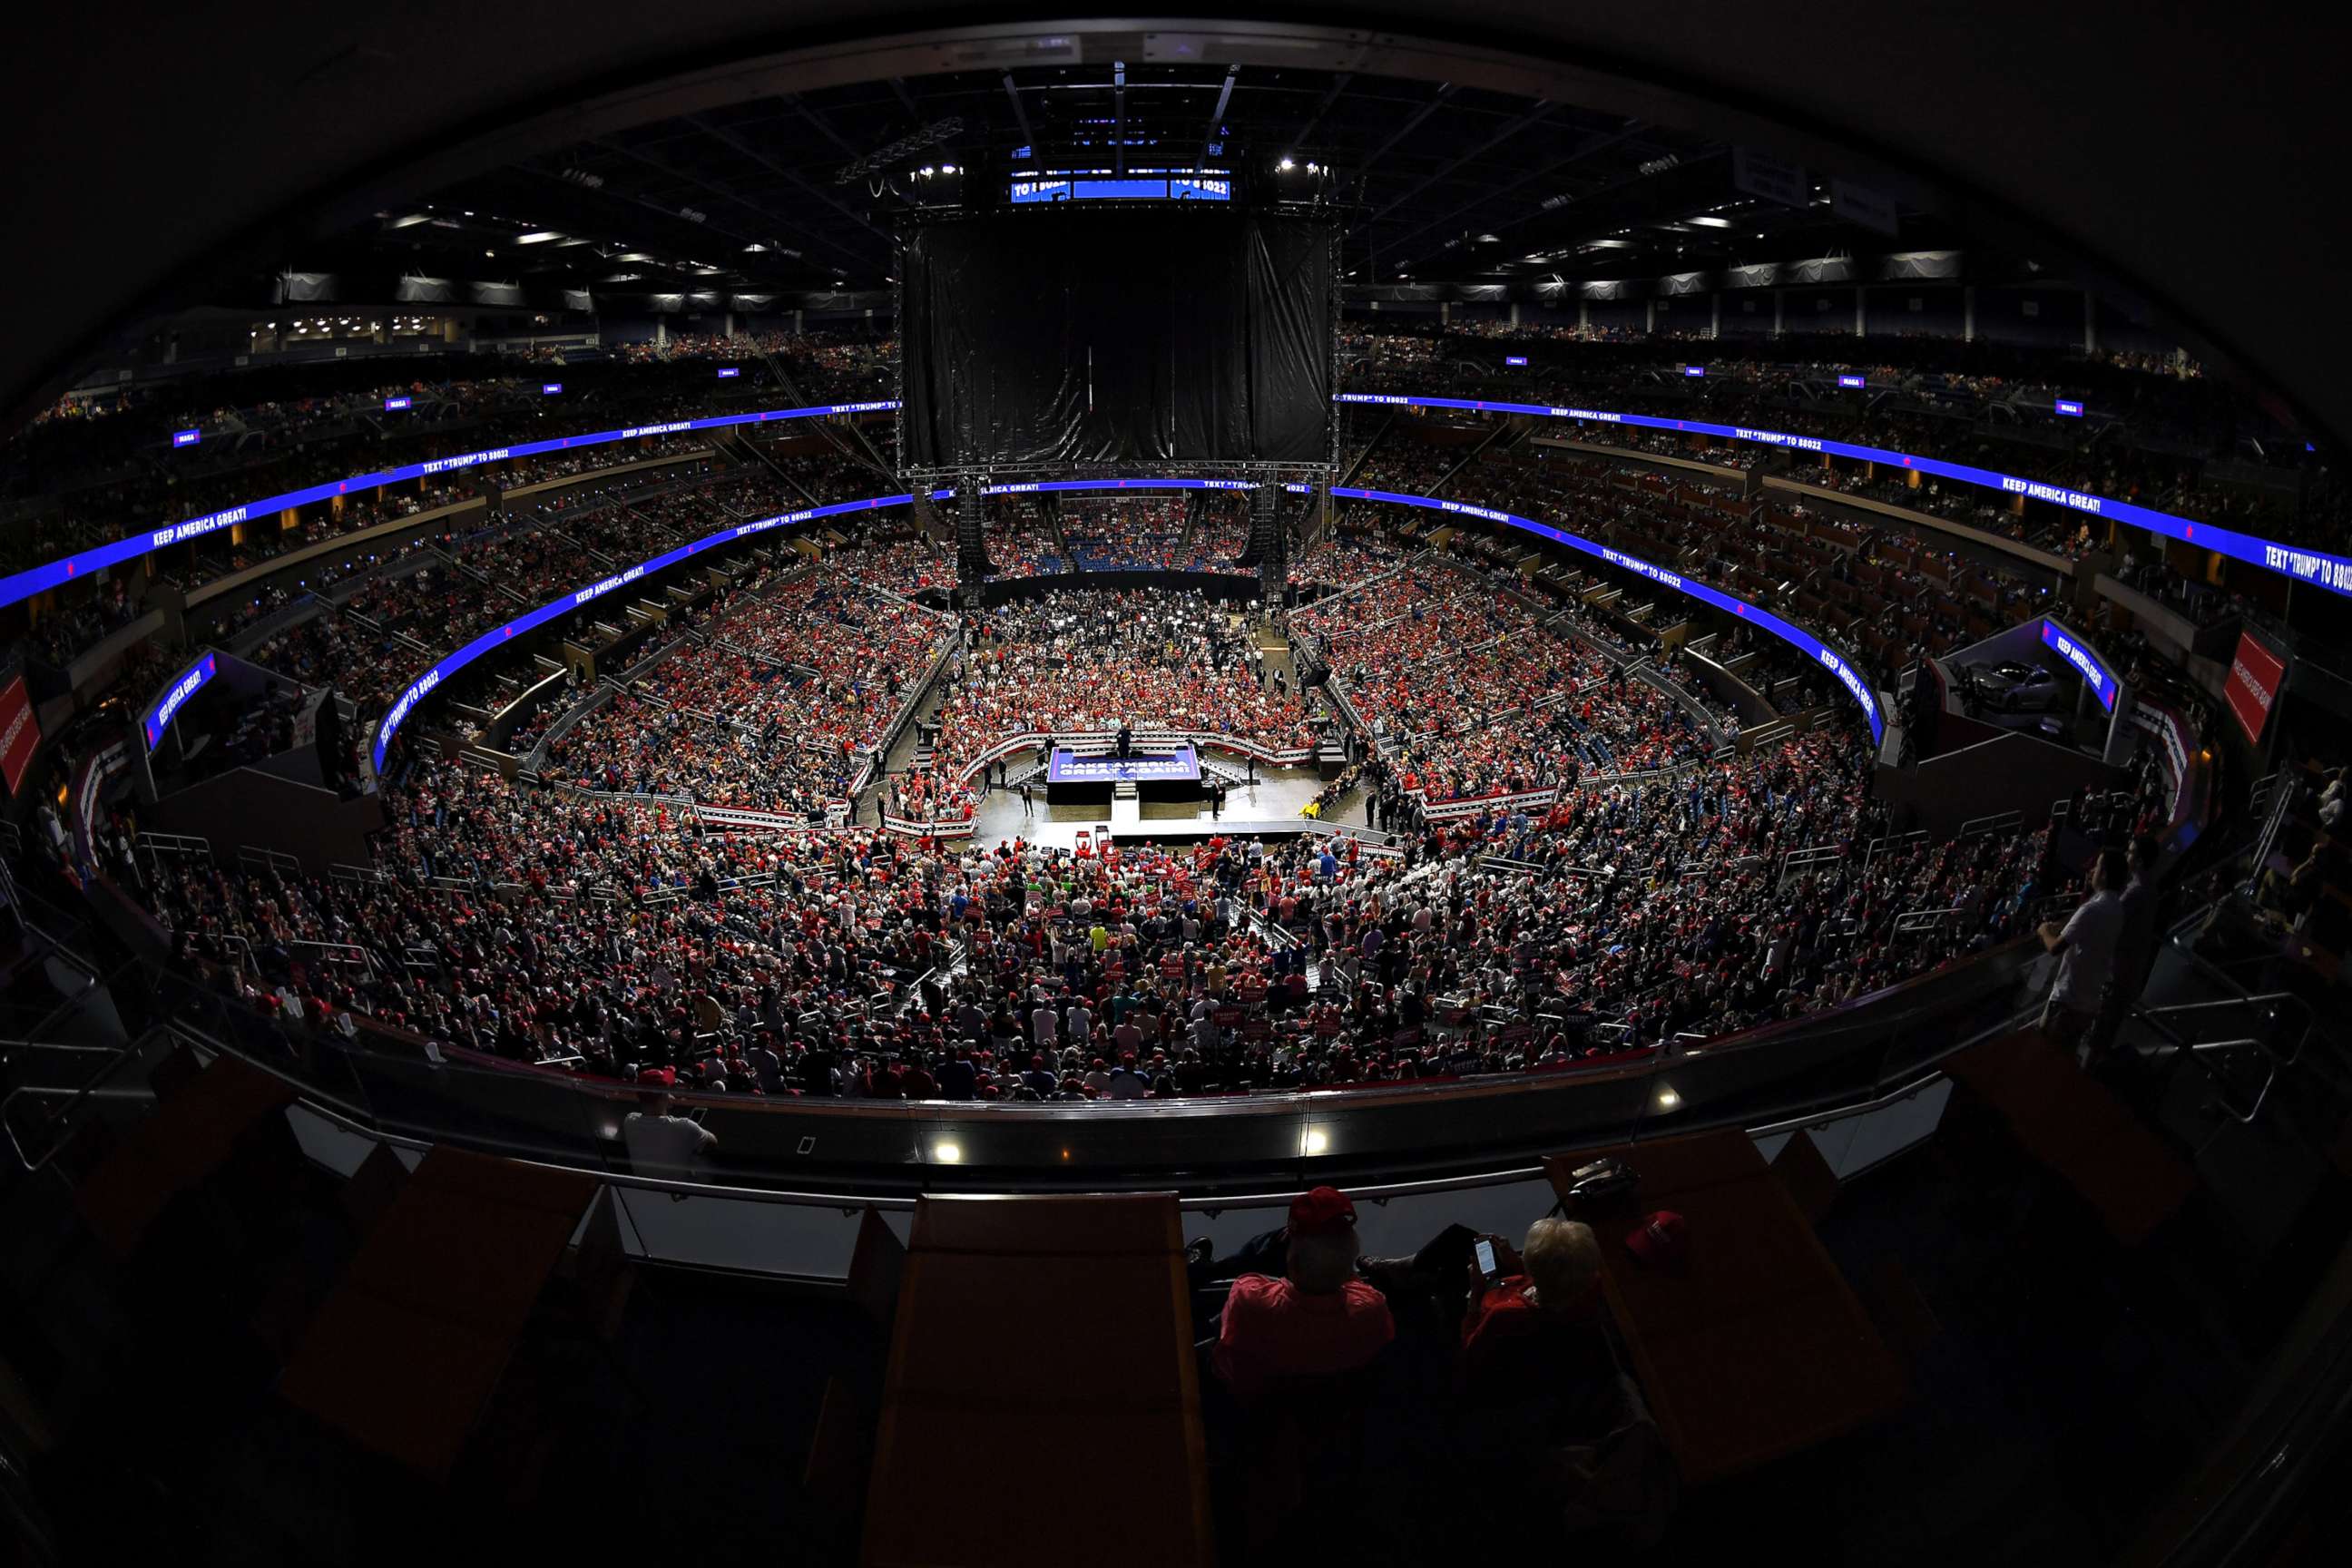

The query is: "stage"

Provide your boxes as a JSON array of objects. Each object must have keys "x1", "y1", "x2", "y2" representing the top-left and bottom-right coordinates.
[
  {"x1": 1044, "y1": 745, "x2": 1202, "y2": 805},
  {"x1": 962, "y1": 760, "x2": 1343, "y2": 849}
]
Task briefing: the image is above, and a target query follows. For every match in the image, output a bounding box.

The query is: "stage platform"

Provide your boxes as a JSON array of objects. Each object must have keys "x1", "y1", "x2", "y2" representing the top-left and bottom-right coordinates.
[
  {"x1": 1046, "y1": 746, "x2": 1202, "y2": 806},
  {"x1": 964, "y1": 764, "x2": 1341, "y2": 849}
]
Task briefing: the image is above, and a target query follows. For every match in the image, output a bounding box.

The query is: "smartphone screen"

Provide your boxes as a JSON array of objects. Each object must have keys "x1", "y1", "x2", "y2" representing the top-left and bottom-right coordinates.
[{"x1": 1474, "y1": 1239, "x2": 1498, "y2": 1279}]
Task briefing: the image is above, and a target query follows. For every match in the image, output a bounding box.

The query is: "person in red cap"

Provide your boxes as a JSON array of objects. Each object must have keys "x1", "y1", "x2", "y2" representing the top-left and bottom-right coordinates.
[{"x1": 1210, "y1": 1186, "x2": 1395, "y2": 1403}]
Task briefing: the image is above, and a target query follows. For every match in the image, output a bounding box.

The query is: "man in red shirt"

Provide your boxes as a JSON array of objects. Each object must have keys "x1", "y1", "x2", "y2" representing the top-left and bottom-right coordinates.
[{"x1": 1211, "y1": 1187, "x2": 1395, "y2": 1403}]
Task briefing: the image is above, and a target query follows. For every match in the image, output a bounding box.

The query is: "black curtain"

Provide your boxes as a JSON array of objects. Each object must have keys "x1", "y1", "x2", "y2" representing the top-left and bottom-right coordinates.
[{"x1": 903, "y1": 210, "x2": 1329, "y2": 467}]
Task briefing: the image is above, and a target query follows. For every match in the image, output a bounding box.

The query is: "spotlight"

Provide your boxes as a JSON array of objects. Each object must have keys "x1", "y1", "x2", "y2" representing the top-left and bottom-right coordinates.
[
  {"x1": 932, "y1": 1141, "x2": 962, "y2": 1164},
  {"x1": 1278, "y1": 157, "x2": 1295, "y2": 171}
]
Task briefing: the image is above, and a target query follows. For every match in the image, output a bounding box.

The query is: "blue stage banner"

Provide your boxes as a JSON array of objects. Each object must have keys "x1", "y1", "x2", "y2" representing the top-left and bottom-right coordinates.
[
  {"x1": 370, "y1": 490, "x2": 916, "y2": 769},
  {"x1": 2041, "y1": 618, "x2": 2119, "y2": 710},
  {"x1": 142, "y1": 651, "x2": 219, "y2": 751},
  {"x1": 1331, "y1": 393, "x2": 2352, "y2": 600},
  {"x1": 1048, "y1": 746, "x2": 1200, "y2": 784},
  {"x1": 0, "y1": 400, "x2": 903, "y2": 613},
  {"x1": 1330, "y1": 485, "x2": 1885, "y2": 740}
]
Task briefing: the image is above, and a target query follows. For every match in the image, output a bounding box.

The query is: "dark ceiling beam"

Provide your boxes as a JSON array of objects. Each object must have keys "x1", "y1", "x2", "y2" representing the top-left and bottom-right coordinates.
[
  {"x1": 1359, "y1": 99, "x2": 1554, "y2": 228},
  {"x1": 1196, "y1": 64, "x2": 1239, "y2": 170},
  {"x1": 999, "y1": 71, "x2": 1037, "y2": 152},
  {"x1": 888, "y1": 76, "x2": 921, "y2": 124},
  {"x1": 1285, "y1": 72, "x2": 1353, "y2": 155},
  {"x1": 1351, "y1": 83, "x2": 1455, "y2": 181},
  {"x1": 1377, "y1": 119, "x2": 1649, "y2": 261},
  {"x1": 792, "y1": 95, "x2": 861, "y2": 159},
  {"x1": 514, "y1": 163, "x2": 801, "y2": 284},
  {"x1": 679, "y1": 113, "x2": 895, "y2": 249},
  {"x1": 586, "y1": 133, "x2": 878, "y2": 273},
  {"x1": 1112, "y1": 59, "x2": 1126, "y2": 177},
  {"x1": 1415, "y1": 155, "x2": 1739, "y2": 278}
]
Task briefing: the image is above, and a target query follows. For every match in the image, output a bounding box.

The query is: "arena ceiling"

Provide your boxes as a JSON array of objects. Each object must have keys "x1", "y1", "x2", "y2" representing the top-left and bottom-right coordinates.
[
  {"x1": 3, "y1": 5, "x2": 2347, "y2": 436},
  {"x1": 299, "y1": 67, "x2": 1930, "y2": 300}
]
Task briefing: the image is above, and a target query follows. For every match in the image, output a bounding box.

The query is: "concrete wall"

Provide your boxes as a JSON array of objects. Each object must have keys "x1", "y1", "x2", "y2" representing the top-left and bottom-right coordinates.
[
  {"x1": 149, "y1": 767, "x2": 386, "y2": 877},
  {"x1": 1873, "y1": 730, "x2": 2126, "y2": 838}
]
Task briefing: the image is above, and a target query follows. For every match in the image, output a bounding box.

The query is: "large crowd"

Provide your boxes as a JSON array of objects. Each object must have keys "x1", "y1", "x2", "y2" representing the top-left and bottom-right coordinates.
[
  {"x1": 100, "y1": 698, "x2": 2059, "y2": 1094},
  {"x1": 539, "y1": 553, "x2": 954, "y2": 815},
  {"x1": 924, "y1": 587, "x2": 1316, "y2": 778},
  {"x1": 1298, "y1": 560, "x2": 1712, "y2": 803}
]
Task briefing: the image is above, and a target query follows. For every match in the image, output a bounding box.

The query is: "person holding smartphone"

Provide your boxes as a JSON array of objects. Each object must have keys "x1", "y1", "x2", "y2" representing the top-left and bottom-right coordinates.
[{"x1": 1457, "y1": 1218, "x2": 1612, "y2": 1409}]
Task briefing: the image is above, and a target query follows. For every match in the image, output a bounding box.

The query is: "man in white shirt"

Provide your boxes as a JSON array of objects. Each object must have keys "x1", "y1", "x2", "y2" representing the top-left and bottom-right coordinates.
[
  {"x1": 2038, "y1": 848, "x2": 2129, "y2": 1053},
  {"x1": 1031, "y1": 1002, "x2": 1060, "y2": 1049},
  {"x1": 622, "y1": 1079, "x2": 718, "y2": 1181}
]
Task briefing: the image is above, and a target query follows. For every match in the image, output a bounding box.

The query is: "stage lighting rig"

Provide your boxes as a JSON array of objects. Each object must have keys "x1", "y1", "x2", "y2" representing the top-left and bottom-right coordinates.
[{"x1": 836, "y1": 117, "x2": 965, "y2": 184}]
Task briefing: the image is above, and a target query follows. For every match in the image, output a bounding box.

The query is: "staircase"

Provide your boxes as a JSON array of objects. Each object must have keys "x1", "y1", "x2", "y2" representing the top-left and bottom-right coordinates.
[
  {"x1": 1426, "y1": 418, "x2": 1518, "y2": 498},
  {"x1": 725, "y1": 429, "x2": 819, "y2": 505},
  {"x1": 1338, "y1": 407, "x2": 1399, "y2": 489},
  {"x1": 740, "y1": 332, "x2": 895, "y2": 479},
  {"x1": 1042, "y1": 495, "x2": 1076, "y2": 564}
]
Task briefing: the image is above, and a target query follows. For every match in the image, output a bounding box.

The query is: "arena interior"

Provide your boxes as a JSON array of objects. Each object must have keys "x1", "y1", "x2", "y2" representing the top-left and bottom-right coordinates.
[{"x1": 2, "y1": 8, "x2": 2350, "y2": 1564}]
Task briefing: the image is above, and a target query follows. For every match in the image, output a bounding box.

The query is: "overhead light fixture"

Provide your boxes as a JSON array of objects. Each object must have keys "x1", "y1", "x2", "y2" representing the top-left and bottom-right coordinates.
[
  {"x1": 1687, "y1": 215, "x2": 1734, "y2": 229},
  {"x1": 1278, "y1": 156, "x2": 1294, "y2": 170},
  {"x1": 514, "y1": 231, "x2": 563, "y2": 245}
]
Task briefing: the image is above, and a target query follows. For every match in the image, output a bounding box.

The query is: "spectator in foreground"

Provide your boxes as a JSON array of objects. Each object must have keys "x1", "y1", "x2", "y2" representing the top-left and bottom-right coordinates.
[
  {"x1": 2091, "y1": 835, "x2": 2164, "y2": 1065},
  {"x1": 2038, "y1": 847, "x2": 2130, "y2": 1053},
  {"x1": 1211, "y1": 1187, "x2": 1395, "y2": 1403},
  {"x1": 621, "y1": 1070, "x2": 718, "y2": 1181},
  {"x1": 1458, "y1": 1218, "x2": 1613, "y2": 1409}
]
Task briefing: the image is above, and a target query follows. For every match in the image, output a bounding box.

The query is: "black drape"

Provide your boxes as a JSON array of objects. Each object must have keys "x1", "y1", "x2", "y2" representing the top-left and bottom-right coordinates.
[{"x1": 902, "y1": 210, "x2": 1329, "y2": 467}]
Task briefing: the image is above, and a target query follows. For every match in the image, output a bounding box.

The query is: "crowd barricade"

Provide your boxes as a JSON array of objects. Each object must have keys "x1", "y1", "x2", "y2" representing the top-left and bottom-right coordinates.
[
  {"x1": 692, "y1": 803, "x2": 855, "y2": 833},
  {"x1": 1414, "y1": 785, "x2": 1563, "y2": 821},
  {"x1": 882, "y1": 812, "x2": 977, "y2": 838},
  {"x1": 945, "y1": 727, "x2": 1318, "y2": 790},
  {"x1": 1304, "y1": 827, "x2": 1406, "y2": 861}
]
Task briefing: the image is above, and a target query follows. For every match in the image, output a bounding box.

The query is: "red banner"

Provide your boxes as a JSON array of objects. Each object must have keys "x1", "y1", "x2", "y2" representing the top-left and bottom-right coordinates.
[
  {"x1": 0, "y1": 675, "x2": 39, "y2": 797},
  {"x1": 2224, "y1": 632, "x2": 2286, "y2": 745}
]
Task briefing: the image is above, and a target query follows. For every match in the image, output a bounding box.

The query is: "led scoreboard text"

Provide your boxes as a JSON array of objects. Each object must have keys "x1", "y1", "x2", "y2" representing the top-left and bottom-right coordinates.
[
  {"x1": 2040, "y1": 619, "x2": 2119, "y2": 710},
  {"x1": 1008, "y1": 175, "x2": 1231, "y2": 203}
]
